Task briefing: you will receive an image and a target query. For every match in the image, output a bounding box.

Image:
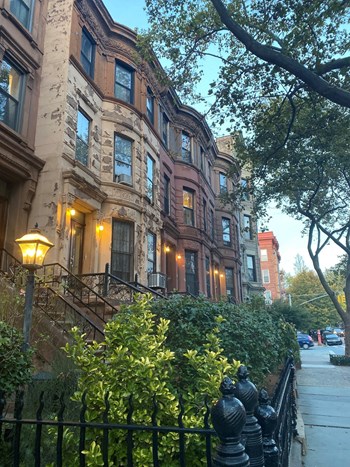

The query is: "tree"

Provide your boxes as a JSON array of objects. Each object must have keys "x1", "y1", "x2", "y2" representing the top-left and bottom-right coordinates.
[
  {"x1": 237, "y1": 96, "x2": 350, "y2": 354},
  {"x1": 293, "y1": 254, "x2": 308, "y2": 275},
  {"x1": 285, "y1": 270, "x2": 339, "y2": 330},
  {"x1": 142, "y1": 0, "x2": 350, "y2": 135}
]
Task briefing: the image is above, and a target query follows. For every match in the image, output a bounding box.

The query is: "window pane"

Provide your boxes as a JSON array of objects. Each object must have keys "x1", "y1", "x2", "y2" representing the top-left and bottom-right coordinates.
[
  {"x1": 220, "y1": 173, "x2": 227, "y2": 193},
  {"x1": 222, "y1": 218, "x2": 231, "y2": 245},
  {"x1": 147, "y1": 232, "x2": 156, "y2": 273},
  {"x1": 181, "y1": 132, "x2": 191, "y2": 162},
  {"x1": 115, "y1": 63, "x2": 133, "y2": 103},
  {"x1": 0, "y1": 59, "x2": 22, "y2": 130},
  {"x1": 147, "y1": 155, "x2": 154, "y2": 202},
  {"x1": 76, "y1": 110, "x2": 90, "y2": 165},
  {"x1": 115, "y1": 136, "x2": 132, "y2": 178},
  {"x1": 111, "y1": 221, "x2": 134, "y2": 281},
  {"x1": 183, "y1": 190, "x2": 193, "y2": 209},
  {"x1": 11, "y1": 0, "x2": 32, "y2": 29},
  {"x1": 147, "y1": 88, "x2": 154, "y2": 123}
]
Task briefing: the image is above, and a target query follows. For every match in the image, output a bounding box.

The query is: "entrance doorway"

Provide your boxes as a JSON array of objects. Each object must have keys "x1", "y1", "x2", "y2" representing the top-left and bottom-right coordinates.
[{"x1": 69, "y1": 211, "x2": 85, "y2": 275}]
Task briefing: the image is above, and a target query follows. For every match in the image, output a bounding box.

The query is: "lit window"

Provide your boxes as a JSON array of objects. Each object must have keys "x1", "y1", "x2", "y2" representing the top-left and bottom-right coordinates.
[
  {"x1": 222, "y1": 217, "x2": 231, "y2": 246},
  {"x1": 147, "y1": 232, "x2": 156, "y2": 273},
  {"x1": 146, "y1": 87, "x2": 154, "y2": 124},
  {"x1": 80, "y1": 28, "x2": 95, "y2": 78},
  {"x1": 262, "y1": 269, "x2": 270, "y2": 283},
  {"x1": 10, "y1": 0, "x2": 34, "y2": 30},
  {"x1": 260, "y1": 249, "x2": 268, "y2": 261},
  {"x1": 146, "y1": 154, "x2": 155, "y2": 203},
  {"x1": 76, "y1": 109, "x2": 90, "y2": 166},
  {"x1": 114, "y1": 135, "x2": 132, "y2": 184},
  {"x1": 247, "y1": 255, "x2": 257, "y2": 282},
  {"x1": 219, "y1": 172, "x2": 227, "y2": 194},
  {"x1": 183, "y1": 189, "x2": 194, "y2": 226},
  {"x1": 0, "y1": 57, "x2": 24, "y2": 131},
  {"x1": 181, "y1": 131, "x2": 191, "y2": 163},
  {"x1": 115, "y1": 62, "x2": 134, "y2": 103}
]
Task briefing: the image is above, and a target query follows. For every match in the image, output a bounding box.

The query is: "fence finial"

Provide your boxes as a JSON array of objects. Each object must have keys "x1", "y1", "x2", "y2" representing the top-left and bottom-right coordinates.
[
  {"x1": 211, "y1": 376, "x2": 249, "y2": 466},
  {"x1": 255, "y1": 389, "x2": 278, "y2": 467}
]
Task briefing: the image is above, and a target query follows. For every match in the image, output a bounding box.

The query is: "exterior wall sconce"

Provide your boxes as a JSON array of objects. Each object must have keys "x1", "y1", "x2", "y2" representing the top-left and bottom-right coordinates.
[
  {"x1": 214, "y1": 269, "x2": 219, "y2": 275},
  {"x1": 97, "y1": 224, "x2": 104, "y2": 232},
  {"x1": 165, "y1": 246, "x2": 170, "y2": 253},
  {"x1": 177, "y1": 254, "x2": 182, "y2": 260},
  {"x1": 68, "y1": 208, "x2": 76, "y2": 216},
  {"x1": 15, "y1": 225, "x2": 54, "y2": 350},
  {"x1": 220, "y1": 273, "x2": 224, "y2": 278}
]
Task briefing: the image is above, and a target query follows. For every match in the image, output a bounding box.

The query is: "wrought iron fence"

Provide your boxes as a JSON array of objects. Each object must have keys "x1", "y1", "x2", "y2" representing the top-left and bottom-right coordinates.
[{"x1": 0, "y1": 358, "x2": 296, "y2": 467}]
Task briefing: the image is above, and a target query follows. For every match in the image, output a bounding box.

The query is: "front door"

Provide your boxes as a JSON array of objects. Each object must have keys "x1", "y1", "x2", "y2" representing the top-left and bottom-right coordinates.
[{"x1": 69, "y1": 212, "x2": 85, "y2": 275}]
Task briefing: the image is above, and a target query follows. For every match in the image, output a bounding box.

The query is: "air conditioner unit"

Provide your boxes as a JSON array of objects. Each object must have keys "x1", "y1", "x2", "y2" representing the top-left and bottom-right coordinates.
[
  {"x1": 118, "y1": 174, "x2": 132, "y2": 185},
  {"x1": 148, "y1": 272, "x2": 166, "y2": 289}
]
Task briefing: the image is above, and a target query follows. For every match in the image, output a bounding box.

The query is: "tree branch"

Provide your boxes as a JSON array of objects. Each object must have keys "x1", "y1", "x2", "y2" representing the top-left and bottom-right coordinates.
[{"x1": 210, "y1": 0, "x2": 350, "y2": 107}]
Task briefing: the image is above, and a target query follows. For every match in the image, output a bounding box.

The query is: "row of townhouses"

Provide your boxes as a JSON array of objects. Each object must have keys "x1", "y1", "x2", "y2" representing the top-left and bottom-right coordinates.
[{"x1": 0, "y1": 0, "x2": 264, "y2": 302}]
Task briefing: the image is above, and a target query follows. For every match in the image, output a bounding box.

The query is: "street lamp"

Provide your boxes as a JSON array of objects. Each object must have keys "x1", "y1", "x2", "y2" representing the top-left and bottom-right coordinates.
[{"x1": 15, "y1": 225, "x2": 54, "y2": 350}]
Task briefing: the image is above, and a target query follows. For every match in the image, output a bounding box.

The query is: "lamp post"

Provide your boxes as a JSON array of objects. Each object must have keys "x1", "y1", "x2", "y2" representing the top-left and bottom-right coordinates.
[{"x1": 15, "y1": 225, "x2": 54, "y2": 351}]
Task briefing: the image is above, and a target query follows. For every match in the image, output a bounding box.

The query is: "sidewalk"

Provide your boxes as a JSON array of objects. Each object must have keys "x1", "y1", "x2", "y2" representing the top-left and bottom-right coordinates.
[{"x1": 291, "y1": 346, "x2": 350, "y2": 466}]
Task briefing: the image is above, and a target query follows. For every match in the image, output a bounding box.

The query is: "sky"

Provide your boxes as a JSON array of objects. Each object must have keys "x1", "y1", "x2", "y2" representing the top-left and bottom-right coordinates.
[{"x1": 102, "y1": 0, "x2": 344, "y2": 275}]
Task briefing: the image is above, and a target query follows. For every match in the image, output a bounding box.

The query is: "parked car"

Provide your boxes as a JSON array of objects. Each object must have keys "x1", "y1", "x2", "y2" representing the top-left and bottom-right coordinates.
[
  {"x1": 297, "y1": 333, "x2": 314, "y2": 349},
  {"x1": 323, "y1": 333, "x2": 342, "y2": 346},
  {"x1": 333, "y1": 328, "x2": 345, "y2": 337}
]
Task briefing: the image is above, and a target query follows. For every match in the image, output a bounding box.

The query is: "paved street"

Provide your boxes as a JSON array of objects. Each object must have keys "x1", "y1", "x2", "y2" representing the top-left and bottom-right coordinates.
[{"x1": 296, "y1": 341, "x2": 350, "y2": 466}]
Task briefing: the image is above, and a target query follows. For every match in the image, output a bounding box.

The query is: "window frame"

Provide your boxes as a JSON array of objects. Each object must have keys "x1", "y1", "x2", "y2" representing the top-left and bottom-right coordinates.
[
  {"x1": 80, "y1": 27, "x2": 95, "y2": 78},
  {"x1": 219, "y1": 172, "x2": 227, "y2": 194},
  {"x1": 243, "y1": 214, "x2": 252, "y2": 240},
  {"x1": 181, "y1": 131, "x2": 192, "y2": 163},
  {"x1": 247, "y1": 254, "x2": 257, "y2": 282},
  {"x1": 225, "y1": 267, "x2": 235, "y2": 298},
  {"x1": 203, "y1": 198, "x2": 207, "y2": 232},
  {"x1": 115, "y1": 61, "x2": 134, "y2": 104},
  {"x1": 146, "y1": 154, "x2": 155, "y2": 203},
  {"x1": 185, "y1": 250, "x2": 199, "y2": 296},
  {"x1": 10, "y1": 0, "x2": 34, "y2": 30},
  {"x1": 114, "y1": 134, "x2": 133, "y2": 183},
  {"x1": 0, "y1": 56, "x2": 25, "y2": 131},
  {"x1": 260, "y1": 249, "x2": 268, "y2": 261},
  {"x1": 262, "y1": 269, "x2": 270, "y2": 284},
  {"x1": 222, "y1": 217, "x2": 231, "y2": 246},
  {"x1": 147, "y1": 231, "x2": 156, "y2": 274},
  {"x1": 146, "y1": 87, "x2": 154, "y2": 124},
  {"x1": 75, "y1": 108, "x2": 90, "y2": 166},
  {"x1": 164, "y1": 174, "x2": 170, "y2": 215},
  {"x1": 183, "y1": 188, "x2": 195, "y2": 226},
  {"x1": 111, "y1": 220, "x2": 134, "y2": 281},
  {"x1": 210, "y1": 209, "x2": 215, "y2": 240},
  {"x1": 205, "y1": 256, "x2": 211, "y2": 298}
]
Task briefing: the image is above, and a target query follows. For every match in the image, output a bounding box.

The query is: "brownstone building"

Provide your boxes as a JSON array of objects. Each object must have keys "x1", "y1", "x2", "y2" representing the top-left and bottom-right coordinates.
[
  {"x1": 258, "y1": 231, "x2": 282, "y2": 302},
  {"x1": 1, "y1": 0, "x2": 246, "y2": 302},
  {"x1": 0, "y1": 0, "x2": 47, "y2": 252}
]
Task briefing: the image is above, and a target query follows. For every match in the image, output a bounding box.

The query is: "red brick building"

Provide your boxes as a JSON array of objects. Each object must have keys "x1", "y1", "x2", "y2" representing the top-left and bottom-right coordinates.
[{"x1": 258, "y1": 231, "x2": 282, "y2": 302}]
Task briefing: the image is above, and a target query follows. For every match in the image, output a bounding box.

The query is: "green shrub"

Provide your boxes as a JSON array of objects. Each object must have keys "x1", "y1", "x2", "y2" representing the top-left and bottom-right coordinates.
[
  {"x1": 0, "y1": 321, "x2": 33, "y2": 396},
  {"x1": 63, "y1": 294, "x2": 240, "y2": 466},
  {"x1": 329, "y1": 354, "x2": 350, "y2": 366}
]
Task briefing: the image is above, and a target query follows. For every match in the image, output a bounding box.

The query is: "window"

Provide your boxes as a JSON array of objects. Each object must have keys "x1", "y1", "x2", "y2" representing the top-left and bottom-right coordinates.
[
  {"x1": 264, "y1": 290, "x2": 272, "y2": 304},
  {"x1": 243, "y1": 214, "x2": 252, "y2": 240},
  {"x1": 146, "y1": 154, "x2": 155, "y2": 203},
  {"x1": 0, "y1": 57, "x2": 24, "y2": 131},
  {"x1": 111, "y1": 220, "x2": 134, "y2": 281},
  {"x1": 115, "y1": 62, "x2": 134, "y2": 103},
  {"x1": 205, "y1": 256, "x2": 211, "y2": 298},
  {"x1": 210, "y1": 209, "x2": 215, "y2": 240},
  {"x1": 262, "y1": 269, "x2": 270, "y2": 284},
  {"x1": 185, "y1": 250, "x2": 198, "y2": 296},
  {"x1": 76, "y1": 109, "x2": 90, "y2": 165},
  {"x1": 225, "y1": 268, "x2": 235, "y2": 297},
  {"x1": 260, "y1": 249, "x2": 268, "y2": 261},
  {"x1": 222, "y1": 217, "x2": 231, "y2": 246},
  {"x1": 247, "y1": 255, "x2": 257, "y2": 282},
  {"x1": 203, "y1": 198, "x2": 207, "y2": 232},
  {"x1": 200, "y1": 147, "x2": 205, "y2": 172},
  {"x1": 10, "y1": 0, "x2": 34, "y2": 30},
  {"x1": 208, "y1": 160, "x2": 212, "y2": 185},
  {"x1": 219, "y1": 172, "x2": 227, "y2": 194},
  {"x1": 181, "y1": 131, "x2": 191, "y2": 163},
  {"x1": 146, "y1": 87, "x2": 154, "y2": 124},
  {"x1": 114, "y1": 135, "x2": 132, "y2": 184},
  {"x1": 147, "y1": 232, "x2": 156, "y2": 274},
  {"x1": 241, "y1": 178, "x2": 250, "y2": 200},
  {"x1": 164, "y1": 175, "x2": 170, "y2": 215},
  {"x1": 183, "y1": 189, "x2": 194, "y2": 226},
  {"x1": 159, "y1": 107, "x2": 169, "y2": 147},
  {"x1": 80, "y1": 28, "x2": 95, "y2": 78}
]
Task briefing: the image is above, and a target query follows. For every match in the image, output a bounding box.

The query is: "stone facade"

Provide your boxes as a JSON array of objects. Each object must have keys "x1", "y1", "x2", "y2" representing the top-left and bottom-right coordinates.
[{"x1": 1, "y1": 0, "x2": 250, "y2": 302}]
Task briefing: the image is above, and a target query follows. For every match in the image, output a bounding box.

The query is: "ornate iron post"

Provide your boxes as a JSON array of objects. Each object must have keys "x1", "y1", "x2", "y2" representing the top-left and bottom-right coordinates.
[
  {"x1": 211, "y1": 376, "x2": 250, "y2": 466},
  {"x1": 234, "y1": 366, "x2": 264, "y2": 467},
  {"x1": 255, "y1": 389, "x2": 278, "y2": 467}
]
